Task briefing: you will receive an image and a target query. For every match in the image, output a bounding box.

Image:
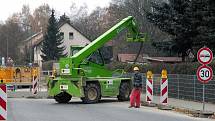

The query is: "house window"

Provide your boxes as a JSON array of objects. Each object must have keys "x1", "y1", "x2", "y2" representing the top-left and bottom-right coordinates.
[
  {"x1": 69, "y1": 32, "x2": 74, "y2": 40},
  {"x1": 60, "y1": 32, "x2": 64, "y2": 40}
]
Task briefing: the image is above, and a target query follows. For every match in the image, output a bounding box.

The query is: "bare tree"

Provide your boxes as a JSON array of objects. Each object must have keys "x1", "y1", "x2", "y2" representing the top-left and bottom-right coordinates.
[
  {"x1": 69, "y1": 2, "x2": 88, "y2": 21},
  {"x1": 31, "y1": 4, "x2": 51, "y2": 33},
  {"x1": 0, "y1": 18, "x2": 26, "y2": 64}
]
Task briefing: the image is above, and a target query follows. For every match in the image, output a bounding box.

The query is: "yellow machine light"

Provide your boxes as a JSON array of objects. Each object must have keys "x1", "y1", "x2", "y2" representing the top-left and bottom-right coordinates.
[
  {"x1": 161, "y1": 69, "x2": 167, "y2": 78},
  {"x1": 24, "y1": 67, "x2": 30, "y2": 72},
  {"x1": 147, "y1": 71, "x2": 153, "y2": 79},
  {"x1": 0, "y1": 79, "x2": 4, "y2": 83},
  {"x1": 52, "y1": 69, "x2": 57, "y2": 77},
  {"x1": 133, "y1": 67, "x2": 139, "y2": 71},
  {"x1": 53, "y1": 69, "x2": 56, "y2": 74},
  {"x1": 32, "y1": 69, "x2": 37, "y2": 77}
]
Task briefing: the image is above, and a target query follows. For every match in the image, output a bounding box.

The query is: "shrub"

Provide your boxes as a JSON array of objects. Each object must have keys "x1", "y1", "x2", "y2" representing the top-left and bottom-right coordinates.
[
  {"x1": 42, "y1": 60, "x2": 57, "y2": 70},
  {"x1": 110, "y1": 61, "x2": 215, "y2": 75}
]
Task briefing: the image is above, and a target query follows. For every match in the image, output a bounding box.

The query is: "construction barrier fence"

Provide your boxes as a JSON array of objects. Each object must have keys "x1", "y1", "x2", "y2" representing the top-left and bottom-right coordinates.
[
  {"x1": 141, "y1": 74, "x2": 215, "y2": 103},
  {"x1": 0, "y1": 66, "x2": 40, "y2": 84}
]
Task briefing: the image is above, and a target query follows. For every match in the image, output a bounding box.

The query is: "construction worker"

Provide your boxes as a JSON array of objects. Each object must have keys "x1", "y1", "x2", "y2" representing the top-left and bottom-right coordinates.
[{"x1": 129, "y1": 66, "x2": 142, "y2": 108}]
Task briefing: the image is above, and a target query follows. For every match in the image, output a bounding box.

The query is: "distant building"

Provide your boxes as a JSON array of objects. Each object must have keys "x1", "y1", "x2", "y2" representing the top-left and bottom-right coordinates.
[
  {"x1": 19, "y1": 31, "x2": 43, "y2": 55},
  {"x1": 143, "y1": 57, "x2": 182, "y2": 63},
  {"x1": 118, "y1": 53, "x2": 182, "y2": 64},
  {"x1": 117, "y1": 54, "x2": 148, "y2": 64},
  {"x1": 20, "y1": 14, "x2": 91, "y2": 67}
]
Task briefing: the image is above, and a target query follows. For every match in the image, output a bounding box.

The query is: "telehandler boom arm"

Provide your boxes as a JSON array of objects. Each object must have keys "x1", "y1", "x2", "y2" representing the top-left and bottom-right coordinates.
[{"x1": 72, "y1": 16, "x2": 146, "y2": 64}]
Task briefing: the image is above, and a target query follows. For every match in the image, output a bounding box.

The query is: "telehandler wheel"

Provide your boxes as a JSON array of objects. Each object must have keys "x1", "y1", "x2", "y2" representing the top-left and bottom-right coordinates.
[
  {"x1": 81, "y1": 83, "x2": 101, "y2": 104},
  {"x1": 54, "y1": 92, "x2": 72, "y2": 103},
  {"x1": 117, "y1": 82, "x2": 131, "y2": 101}
]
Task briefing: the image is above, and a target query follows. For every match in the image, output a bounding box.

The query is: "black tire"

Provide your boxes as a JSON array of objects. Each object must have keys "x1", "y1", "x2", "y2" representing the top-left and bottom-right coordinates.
[
  {"x1": 117, "y1": 82, "x2": 131, "y2": 101},
  {"x1": 81, "y1": 83, "x2": 101, "y2": 104},
  {"x1": 54, "y1": 92, "x2": 72, "y2": 103}
]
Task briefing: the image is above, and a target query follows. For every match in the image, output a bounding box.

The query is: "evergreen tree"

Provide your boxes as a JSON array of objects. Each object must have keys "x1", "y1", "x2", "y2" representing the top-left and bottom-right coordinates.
[
  {"x1": 41, "y1": 10, "x2": 67, "y2": 61},
  {"x1": 207, "y1": 0, "x2": 215, "y2": 50},
  {"x1": 192, "y1": 0, "x2": 215, "y2": 51},
  {"x1": 147, "y1": 0, "x2": 215, "y2": 61},
  {"x1": 147, "y1": 0, "x2": 193, "y2": 61}
]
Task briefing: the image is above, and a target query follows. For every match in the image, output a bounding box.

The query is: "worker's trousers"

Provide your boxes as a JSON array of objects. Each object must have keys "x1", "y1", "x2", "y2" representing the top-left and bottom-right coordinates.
[{"x1": 130, "y1": 88, "x2": 141, "y2": 107}]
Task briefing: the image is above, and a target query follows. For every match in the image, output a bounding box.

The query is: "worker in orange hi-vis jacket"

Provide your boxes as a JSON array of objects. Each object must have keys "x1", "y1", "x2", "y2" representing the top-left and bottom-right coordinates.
[{"x1": 129, "y1": 67, "x2": 143, "y2": 108}]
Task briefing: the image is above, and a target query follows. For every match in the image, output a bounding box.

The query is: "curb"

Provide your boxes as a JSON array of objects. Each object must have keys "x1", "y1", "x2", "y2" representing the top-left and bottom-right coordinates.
[
  {"x1": 173, "y1": 107, "x2": 214, "y2": 118},
  {"x1": 141, "y1": 101, "x2": 156, "y2": 107},
  {"x1": 141, "y1": 101, "x2": 215, "y2": 118},
  {"x1": 141, "y1": 101, "x2": 172, "y2": 110},
  {"x1": 7, "y1": 91, "x2": 48, "y2": 99}
]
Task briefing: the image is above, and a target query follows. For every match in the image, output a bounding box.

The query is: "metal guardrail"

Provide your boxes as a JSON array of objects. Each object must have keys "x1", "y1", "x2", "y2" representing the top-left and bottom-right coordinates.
[
  {"x1": 140, "y1": 74, "x2": 215, "y2": 103},
  {"x1": 41, "y1": 70, "x2": 52, "y2": 76}
]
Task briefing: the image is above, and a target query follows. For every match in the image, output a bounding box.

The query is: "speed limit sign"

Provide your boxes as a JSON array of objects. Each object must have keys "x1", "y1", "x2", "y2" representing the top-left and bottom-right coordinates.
[{"x1": 197, "y1": 65, "x2": 213, "y2": 83}]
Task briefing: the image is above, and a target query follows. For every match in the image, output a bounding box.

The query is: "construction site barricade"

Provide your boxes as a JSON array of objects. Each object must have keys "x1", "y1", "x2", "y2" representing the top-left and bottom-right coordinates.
[
  {"x1": 146, "y1": 71, "x2": 153, "y2": 104},
  {"x1": 0, "y1": 66, "x2": 40, "y2": 86},
  {"x1": 0, "y1": 84, "x2": 7, "y2": 120},
  {"x1": 160, "y1": 69, "x2": 168, "y2": 105}
]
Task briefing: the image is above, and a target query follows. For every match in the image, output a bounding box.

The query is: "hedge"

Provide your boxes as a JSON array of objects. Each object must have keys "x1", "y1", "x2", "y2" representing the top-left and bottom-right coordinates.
[{"x1": 110, "y1": 61, "x2": 215, "y2": 75}]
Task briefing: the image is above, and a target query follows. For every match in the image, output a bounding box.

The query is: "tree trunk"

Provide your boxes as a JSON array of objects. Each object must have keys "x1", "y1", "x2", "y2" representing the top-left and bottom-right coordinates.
[{"x1": 182, "y1": 52, "x2": 186, "y2": 62}]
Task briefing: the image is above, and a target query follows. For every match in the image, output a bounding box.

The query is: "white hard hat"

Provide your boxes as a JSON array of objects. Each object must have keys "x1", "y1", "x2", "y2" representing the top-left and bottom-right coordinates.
[{"x1": 133, "y1": 67, "x2": 139, "y2": 71}]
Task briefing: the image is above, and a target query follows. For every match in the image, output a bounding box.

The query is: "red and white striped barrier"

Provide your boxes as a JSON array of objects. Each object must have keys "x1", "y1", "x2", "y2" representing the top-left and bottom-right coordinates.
[
  {"x1": 146, "y1": 78, "x2": 153, "y2": 103},
  {"x1": 160, "y1": 69, "x2": 168, "y2": 105},
  {"x1": 146, "y1": 71, "x2": 153, "y2": 103},
  {"x1": 0, "y1": 84, "x2": 7, "y2": 120},
  {"x1": 32, "y1": 75, "x2": 38, "y2": 95}
]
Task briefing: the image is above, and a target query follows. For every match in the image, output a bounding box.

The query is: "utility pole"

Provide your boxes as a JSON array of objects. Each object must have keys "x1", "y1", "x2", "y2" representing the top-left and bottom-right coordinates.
[
  {"x1": 29, "y1": 34, "x2": 32, "y2": 66},
  {"x1": 6, "y1": 37, "x2": 8, "y2": 59}
]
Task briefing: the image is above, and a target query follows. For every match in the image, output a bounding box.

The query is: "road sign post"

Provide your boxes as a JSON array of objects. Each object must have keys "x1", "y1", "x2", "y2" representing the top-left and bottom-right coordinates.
[
  {"x1": 197, "y1": 47, "x2": 213, "y2": 111},
  {"x1": 203, "y1": 83, "x2": 205, "y2": 111}
]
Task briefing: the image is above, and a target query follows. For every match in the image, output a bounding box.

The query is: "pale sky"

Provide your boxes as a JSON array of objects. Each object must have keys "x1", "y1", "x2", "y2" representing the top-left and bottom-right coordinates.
[{"x1": 0, "y1": 0, "x2": 111, "y2": 21}]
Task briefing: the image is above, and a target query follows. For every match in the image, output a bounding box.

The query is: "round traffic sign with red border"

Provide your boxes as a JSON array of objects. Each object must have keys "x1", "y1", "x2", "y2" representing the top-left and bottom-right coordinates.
[
  {"x1": 197, "y1": 65, "x2": 213, "y2": 83},
  {"x1": 197, "y1": 47, "x2": 213, "y2": 65}
]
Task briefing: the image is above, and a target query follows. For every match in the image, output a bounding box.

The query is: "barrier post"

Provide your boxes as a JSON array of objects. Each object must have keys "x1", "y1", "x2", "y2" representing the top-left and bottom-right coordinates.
[
  {"x1": 146, "y1": 71, "x2": 153, "y2": 104},
  {"x1": 32, "y1": 68, "x2": 38, "y2": 95},
  {"x1": 160, "y1": 69, "x2": 168, "y2": 105}
]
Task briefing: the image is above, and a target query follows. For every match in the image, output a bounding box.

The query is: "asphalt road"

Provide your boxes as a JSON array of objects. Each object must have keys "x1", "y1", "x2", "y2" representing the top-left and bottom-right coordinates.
[{"x1": 8, "y1": 98, "x2": 213, "y2": 121}]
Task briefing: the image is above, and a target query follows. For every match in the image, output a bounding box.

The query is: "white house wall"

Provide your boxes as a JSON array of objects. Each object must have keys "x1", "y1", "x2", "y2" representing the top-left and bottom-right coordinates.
[
  {"x1": 59, "y1": 23, "x2": 90, "y2": 55},
  {"x1": 33, "y1": 23, "x2": 91, "y2": 67},
  {"x1": 34, "y1": 45, "x2": 42, "y2": 67}
]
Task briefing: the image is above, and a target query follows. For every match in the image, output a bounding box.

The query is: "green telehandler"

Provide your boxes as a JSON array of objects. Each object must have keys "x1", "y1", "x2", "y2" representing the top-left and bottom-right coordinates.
[{"x1": 48, "y1": 16, "x2": 148, "y2": 103}]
